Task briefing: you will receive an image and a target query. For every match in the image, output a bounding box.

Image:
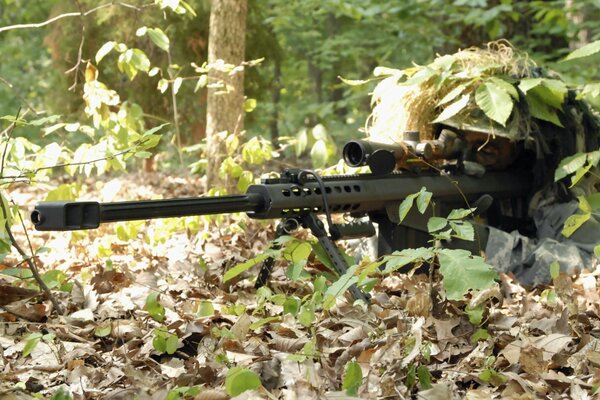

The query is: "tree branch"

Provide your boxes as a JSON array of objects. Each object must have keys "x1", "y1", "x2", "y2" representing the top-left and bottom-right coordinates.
[{"x1": 0, "y1": 2, "x2": 149, "y2": 34}]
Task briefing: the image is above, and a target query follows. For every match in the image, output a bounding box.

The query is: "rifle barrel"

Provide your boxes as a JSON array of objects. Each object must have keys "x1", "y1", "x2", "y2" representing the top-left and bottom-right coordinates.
[{"x1": 31, "y1": 193, "x2": 265, "y2": 231}]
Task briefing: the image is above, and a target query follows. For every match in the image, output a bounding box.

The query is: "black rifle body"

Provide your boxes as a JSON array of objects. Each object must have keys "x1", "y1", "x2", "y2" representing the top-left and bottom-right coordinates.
[{"x1": 31, "y1": 170, "x2": 530, "y2": 232}]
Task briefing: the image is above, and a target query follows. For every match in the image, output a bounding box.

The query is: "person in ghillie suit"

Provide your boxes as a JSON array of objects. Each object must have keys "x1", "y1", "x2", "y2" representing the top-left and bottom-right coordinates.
[{"x1": 366, "y1": 42, "x2": 599, "y2": 285}]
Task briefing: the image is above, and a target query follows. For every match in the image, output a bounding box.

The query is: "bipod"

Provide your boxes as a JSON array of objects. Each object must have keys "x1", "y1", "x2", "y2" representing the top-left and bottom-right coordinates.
[{"x1": 255, "y1": 213, "x2": 371, "y2": 303}]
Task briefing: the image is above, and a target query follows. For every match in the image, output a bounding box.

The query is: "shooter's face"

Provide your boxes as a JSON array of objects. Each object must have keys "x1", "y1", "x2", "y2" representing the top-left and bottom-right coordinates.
[{"x1": 463, "y1": 131, "x2": 518, "y2": 170}]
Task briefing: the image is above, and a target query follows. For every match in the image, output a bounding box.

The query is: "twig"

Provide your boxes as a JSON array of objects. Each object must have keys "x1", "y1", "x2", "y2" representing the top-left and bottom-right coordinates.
[
  {"x1": 0, "y1": 113, "x2": 63, "y2": 315},
  {"x1": 0, "y1": 141, "x2": 150, "y2": 182},
  {"x1": 0, "y1": 2, "x2": 149, "y2": 34},
  {"x1": 167, "y1": 50, "x2": 184, "y2": 166},
  {"x1": 13, "y1": 198, "x2": 64, "y2": 314},
  {"x1": 66, "y1": 0, "x2": 87, "y2": 91}
]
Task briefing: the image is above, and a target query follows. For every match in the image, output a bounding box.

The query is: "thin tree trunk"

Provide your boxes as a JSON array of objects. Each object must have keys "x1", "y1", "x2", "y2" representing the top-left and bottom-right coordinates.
[{"x1": 206, "y1": 0, "x2": 247, "y2": 189}]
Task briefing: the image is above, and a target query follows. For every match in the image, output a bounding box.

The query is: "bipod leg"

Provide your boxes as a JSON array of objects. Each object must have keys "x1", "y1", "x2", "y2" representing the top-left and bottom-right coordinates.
[
  {"x1": 255, "y1": 219, "x2": 298, "y2": 289},
  {"x1": 302, "y1": 214, "x2": 370, "y2": 303}
]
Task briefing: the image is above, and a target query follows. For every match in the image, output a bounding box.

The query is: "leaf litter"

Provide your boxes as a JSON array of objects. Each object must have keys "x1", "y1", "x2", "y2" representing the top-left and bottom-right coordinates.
[{"x1": 0, "y1": 171, "x2": 599, "y2": 399}]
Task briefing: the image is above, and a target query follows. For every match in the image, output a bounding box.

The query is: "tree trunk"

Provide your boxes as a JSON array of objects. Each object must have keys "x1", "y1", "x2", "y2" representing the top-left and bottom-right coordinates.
[
  {"x1": 565, "y1": 0, "x2": 590, "y2": 50},
  {"x1": 206, "y1": 0, "x2": 248, "y2": 189}
]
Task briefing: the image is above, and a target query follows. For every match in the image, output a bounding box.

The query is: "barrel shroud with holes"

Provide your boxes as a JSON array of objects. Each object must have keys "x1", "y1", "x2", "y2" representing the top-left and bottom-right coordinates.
[{"x1": 30, "y1": 140, "x2": 533, "y2": 301}]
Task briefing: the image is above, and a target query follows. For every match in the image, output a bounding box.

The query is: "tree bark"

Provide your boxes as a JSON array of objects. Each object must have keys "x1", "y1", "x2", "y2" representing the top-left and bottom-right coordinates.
[
  {"x1": 206, "y1": 0, "x2": 247, "y2": 189},
  {"x1": 565, "y1": 0, "x2": 590, "y2": 50}
]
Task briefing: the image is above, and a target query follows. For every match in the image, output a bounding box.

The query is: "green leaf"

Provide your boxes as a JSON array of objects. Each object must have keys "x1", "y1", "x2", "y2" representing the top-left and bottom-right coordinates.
[
  {"x1": 488, "y1": 77, "x2": 518, "y2": 99},
  {"x1": 466, "y1": 304, "x2": 484, "y2": 325},
  {"x1": 338, "y1": 76, "x2": 372, "y2": 86},
  {"x1": 143, "y1": 123, "x2": 169, "y2": 136},
  {"x1": 225, "y1": 367, "x2": 262, "y2": 396},
  {"x1": 196, "y1": 301, "x2": 214, "y2": 317},
  {"x1": 95, "y1": 41, "x2": 115, "y2": 63},
  {"x1": 342, "y1": 361, "x2": 363, "y2": 396},
  {"x1": 587, "y1": 193, "x2": 600, "y2": 211},
  {"x1": 95, "y1": 323, "x2": 112, "y2": 337},
  {"x1": 22, "y1": 333, "x2": 43, "y2": 357},
  {"x1": 298, "y1": 303, "x2": 315, "y2": 327},
  {"x1": 194, "y1": 75, "x2": 208, "y2": 92},
  {"x1": 438, "y1": 249, "x2": 497, "y2": 301},
  {"x1": 244, "y1": 98, "x2": 257, "y2": 112},
  {"x1": 578, "y1": 196, "x2": 593, "y2": 213},
  {"x1": 563, "y1": 39, "x2": 600, "y2": 61},
  {"x1": 470, "y1": 328, "x2": 490, "y2": 343},
  {"x1": 145, "y1": 292, "x2": 165, "y2": 322},
  {"x1": 283, "y1": 297, "x2": 301, "y2": 315},
  {"x1": 165, "y1": 333, "x2": 178, "y2": 354},
  {"x1": 310, "y1": 139, "x2": 328, "y2": 168},
  {"x1": 550, "y1": 261, "x2": 560, "y2": 280},
  {"x1": 286, "y1": 259, "x2": 308, "y2": 281},
  {"x1": 398, "y1": 192, "x2": 418, "y2": 223},
  {"x1": 250, "y1": 316, "x2": 280, "y2": 330},
  {"x1": 562, "y1": 213, "x2": 591, "y2": 238},
  {"x1": 450, "y1": 221, "x2": 475, "y2": 241},
  {"x1": 475, "y1": 81, "x2": 514, "y2": 126},
  {"x1": 128, "y1": 49, "x2": 149, "y2": 73},
  {"x1": 325, "y1": 264, "x2": 359, "y2": 300},
  {"x1": 158, "y1": 79, "x2": 169, "y2": 93},
  {"x1": 147, "y1": 28, "x2": 170, "y2": 51},
  {"x1": 427, "y1": 217, "x2": 447, "y2": 233},
  {"x1": 237, "y1": 171, "x2": 254, "y2": 193},
  {"x1": 135, "y1": 26, "x2": 148, "y2": 36},
  {"x1": 223, "y1": 254, "x2": 270, "y2": 282},
  {"x1": 594, "y1": 245, "x2": 600, "y2": 259},
  {"x1": 172, "y1": 77, "x2": 182, "y2": 95},
  {"x1": 383, "y1": 247, "x2": 434, "y2": 274},
  {"x1": 416, "y1": 188, "x2": 432, "y2": 214},
  {"x1": 50, "y1": 388, "x2": 72, "y2": 400},
  {"x1": 539, "y1": 79, "x2": 567, "y2": 108},
  {"x1": 283, "y1": 241, "x2": 312, "y2": 263},
  {"x1": 524, "y1": 90, "x2": 563, "y2": 127},
  {"x1": 518, "y1": 78, "x2": 542, "y2": 93},
  {"x1": 432, "y1": 93, "x2": 470, "y2": 123},
  {"x1": 555, "y1": 152, "x2": 587, "y2": 181},
  {"x1": 417, "y1": 365, "x2": 433, "y2": 390},
  {"x1": 447, "y1": 208, "x2": 475, "y2": 220},
  {"x1": 437, "y1": 84, "x2": 466, "y2": 106},
  {"x1": 118, "y1": 50, "x2": 138, "y2": 80}
]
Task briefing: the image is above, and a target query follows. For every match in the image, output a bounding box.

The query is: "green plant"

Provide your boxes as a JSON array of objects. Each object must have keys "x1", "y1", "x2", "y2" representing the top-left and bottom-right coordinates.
[
  {"x1": 21, "y1": 331, "x2": 55, "y2": 358},
  {"x1": 224, "y1": 367, "x2": 262, "y2": 396},
  {"x1": 152, "y1": 327, "x2": 179, "y2": 355}
]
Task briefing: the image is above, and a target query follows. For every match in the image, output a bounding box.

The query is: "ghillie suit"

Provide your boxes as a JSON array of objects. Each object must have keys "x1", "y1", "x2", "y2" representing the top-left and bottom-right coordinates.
[{"x1": 366, "y1": 42, "x2": 599, "y2": 284}]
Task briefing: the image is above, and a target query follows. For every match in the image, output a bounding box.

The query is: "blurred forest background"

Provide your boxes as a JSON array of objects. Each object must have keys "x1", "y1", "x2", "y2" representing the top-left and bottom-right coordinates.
[{"x1": 1, "y1": 0, "x2": 599, "y2": 183}]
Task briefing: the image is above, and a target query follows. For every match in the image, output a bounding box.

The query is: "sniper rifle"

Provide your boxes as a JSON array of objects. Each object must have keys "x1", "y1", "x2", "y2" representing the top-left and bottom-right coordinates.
[{"x1": 31, "y1": 136, "x2": 532, "y2": 301}]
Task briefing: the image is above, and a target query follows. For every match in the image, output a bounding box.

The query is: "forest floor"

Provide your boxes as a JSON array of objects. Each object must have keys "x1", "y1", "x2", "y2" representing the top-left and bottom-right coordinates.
[{"x1": 1, "y1": 172, "x2": 599, "y2": 399}]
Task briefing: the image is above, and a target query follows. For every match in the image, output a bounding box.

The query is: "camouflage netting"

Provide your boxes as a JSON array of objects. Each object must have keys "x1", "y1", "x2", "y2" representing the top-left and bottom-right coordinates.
[{"x1": 366, "y1": 41, "x2": 599, "y2": 189}]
